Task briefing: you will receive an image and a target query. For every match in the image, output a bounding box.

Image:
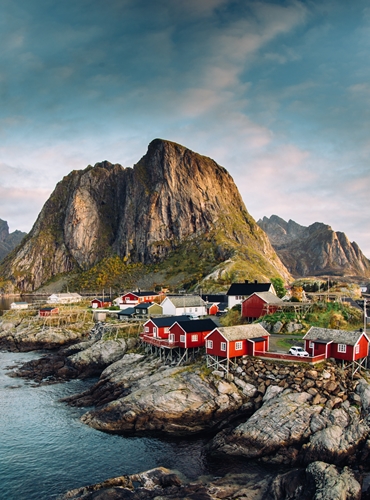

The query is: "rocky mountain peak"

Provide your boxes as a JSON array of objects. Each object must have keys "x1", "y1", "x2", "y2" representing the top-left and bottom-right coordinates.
[
  {"x1": 0, "y1": 219, "x2": 27, "y2": 263},
  {"x1": 258, "y1": 215, "x2": 370, "y2": 278},
  {"x1": 0, "y1": 140, "x2": 289, "y2": 291}
]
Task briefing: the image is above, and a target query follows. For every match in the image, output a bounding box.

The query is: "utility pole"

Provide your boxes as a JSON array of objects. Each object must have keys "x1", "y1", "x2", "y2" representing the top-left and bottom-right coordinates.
[{"x1": 364, "y1": 298, "x2": 367, "y2": 334}]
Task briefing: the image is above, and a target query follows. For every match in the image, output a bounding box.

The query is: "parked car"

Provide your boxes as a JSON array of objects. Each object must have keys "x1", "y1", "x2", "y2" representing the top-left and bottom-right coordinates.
[{"x1": 289, "y1": 346, "x2": 309, "y2": 357}]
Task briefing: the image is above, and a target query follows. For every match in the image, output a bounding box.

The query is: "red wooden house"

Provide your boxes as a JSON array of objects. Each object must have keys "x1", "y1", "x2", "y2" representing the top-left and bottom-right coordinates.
[
  {"x1": 141, "y1": 315, "x2": 190, "y2": 341},
  {"x1": 205, "y1": 323, "x2": 270, "y2": 364},
  {"x1": 303, "y1": 327, "x2": 370, "y2": 362},
  {"x1": 118, "y1": 291, "x2": 159, "y2": 306},
  {"x1": 91, "y1": 298, "x2": 112, "y2": 309},
  {"x1": 169, "y1": 319, "x2": 217, "y2": 349},
  {"x1": 242, "y1": 292, "x2": 283, "y2": 321},
  {"x1": 39, "y1": 307, "x2": 59, "y2": 317}
]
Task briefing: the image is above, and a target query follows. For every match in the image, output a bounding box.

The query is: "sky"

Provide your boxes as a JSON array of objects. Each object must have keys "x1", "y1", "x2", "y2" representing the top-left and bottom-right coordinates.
[{"x1": 1, "y1": 0, "x2": 370, "y2": 257}]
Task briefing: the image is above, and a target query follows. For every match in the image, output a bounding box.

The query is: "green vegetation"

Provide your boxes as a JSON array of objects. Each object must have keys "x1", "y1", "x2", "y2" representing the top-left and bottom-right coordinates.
[{"x1": 271, "y1": 277, "x2": 286, "y2": 298}]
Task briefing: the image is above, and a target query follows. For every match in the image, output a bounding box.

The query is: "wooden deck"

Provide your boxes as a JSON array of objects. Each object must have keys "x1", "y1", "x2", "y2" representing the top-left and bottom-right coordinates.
[
  {"x1": 255, "y1": 351, "x2": 326, "y2": 364},
  {"x1": 140, "y1": 333, "x2": 178, "y2": 348}
]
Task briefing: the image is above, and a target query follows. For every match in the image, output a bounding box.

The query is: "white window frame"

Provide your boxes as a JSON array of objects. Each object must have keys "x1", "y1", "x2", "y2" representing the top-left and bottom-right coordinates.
[
  {"x1": 309, "y1": 341, "x2": 314, "y2": 348},
  {"x1": 235, "y1": 341, "x2": 243, "y2": 350},
  {"x1": 191, "y1": 334, "x2": 198, "y2": 342},
  {"x1": 220, "y1": 342, "x2": 226, "y2": 351},
  {"x1": 145, "y1": 326, "x2": 149, "y2": 333},
  {"x1": 180, "y1": 335, "x2": 186, "y2": 343},
  {"x1": 164, "y1": 327, "x2": 169, "y2": 334},
  {"x1": 355, "y1": 344, "x2": 360, "y2": 354},
  {"x1": 207, "y1": 340, "x2": 213, "y2": 349},
  {"x1": 338, "y1": 343, "x2": 346, "y2": 353},
  {"x1": 153, "y1": 326, "x2": 157, "y2": 337},
  {"x1": 169, "y1": 334, "x2": 175, "y2": 343}
]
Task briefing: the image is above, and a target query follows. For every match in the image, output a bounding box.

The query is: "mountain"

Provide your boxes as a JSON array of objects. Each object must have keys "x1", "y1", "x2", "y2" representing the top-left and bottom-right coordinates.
[
  {"x1": 0, "y1": 219, "x2": 26, "y2": 262},
  {"x1": 258, "y1": 215, "x2": 370, "y2": 278},
  {"x1": 0, "y1": 139, "x2": 290, "y2": 292}
]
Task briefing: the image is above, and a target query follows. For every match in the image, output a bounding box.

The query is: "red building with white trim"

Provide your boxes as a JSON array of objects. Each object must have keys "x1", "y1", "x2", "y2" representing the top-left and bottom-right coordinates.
[
  {"x1": 91, "y1": 298, "x2": 112, "y2": 309},
  {"x1": 303, "y1": 327, "x2": 370, "y2": 362},
  {"x1": 241, "y1": 291, "x2": 283, "y2": 321},
  {"x1": 169, "y1": 319, "x2": 217, "y2": 349},
  {"x1": 205, "y1": 323, "x2": 270, "y2": 361}
]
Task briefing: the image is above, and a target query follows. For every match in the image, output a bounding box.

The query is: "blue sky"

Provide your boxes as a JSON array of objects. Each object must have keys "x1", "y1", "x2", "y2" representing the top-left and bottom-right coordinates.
[{"x1": 1, "y1": 0, "x2": 370, "y2": 258}]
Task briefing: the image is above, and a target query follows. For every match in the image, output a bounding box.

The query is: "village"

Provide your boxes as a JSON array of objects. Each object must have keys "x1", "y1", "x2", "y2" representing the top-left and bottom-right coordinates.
[{"x1": 9, "y1": 279, "x2": 370, "y2": 376}]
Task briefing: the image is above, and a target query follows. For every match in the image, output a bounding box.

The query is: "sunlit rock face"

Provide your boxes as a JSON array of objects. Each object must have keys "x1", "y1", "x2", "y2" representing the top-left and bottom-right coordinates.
[
  {"x1": 1, "y1": 139, "x2": 289, "y2": 291},
  {"x1": 258, "y1": 215, "x2": 370, "y2": 278}
]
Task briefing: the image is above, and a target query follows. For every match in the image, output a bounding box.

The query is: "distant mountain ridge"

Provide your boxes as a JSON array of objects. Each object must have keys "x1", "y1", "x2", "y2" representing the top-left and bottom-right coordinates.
[
  {"x1": 258, "y1": 215, "x2": 370, "y2": 278},
  {"x1": 0, "y1": 219, "x2": 26, "y2": 262},
  {"x1": 0, "y1": 139, "x2": 290, "y2": 292}
]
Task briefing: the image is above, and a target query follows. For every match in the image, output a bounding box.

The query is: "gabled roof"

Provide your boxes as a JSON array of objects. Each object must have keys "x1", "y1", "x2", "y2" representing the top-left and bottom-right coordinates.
[
  {"x1": 201, "y1": 294, "x2": 228, "y2": 303},
  {"x1": 342, "y1": 297, "x2": 363, "y2": 311},
  {"x1": 117, "y1": 307, "x2": 136, "y2": 316},
  {"x1": 165, "y1": 295, "x2": 206, "y2": 308},
  {"x1": 135, "y1": 302, "x2": 156, "y2": 310},
  {"x1": 124, "y1": 291, "x2": 158, "y2": 297},
  {"x1": 227, "y1": 282, "x2": 274, "y2": 296},
  {"x1": 147, "y1": 315, "x2": 191, "y2": 327},
  {"x1": 92, "y1": 297, "x2": 111, "y2": 302},
  {"x1": 207, "y1": 323, "x2": 269, "y2": 341},
  {"x1": 303, "y1": 327, "x2": 369, "y2": 346},
  {"x1": 174, "y1": 318, "x2": 217, "y2": 333},
  {"x1": 245, "y1": 291, "x2": 283, "y2": 304},
  {"x1": 48, "y1": 292, "x2": 81, "y2": 298},
  {"x1": 11, "y1": 301, "x2": 28, "y2": 305},
  {"x1": 40, "y1": 307, "x2": 58, "y2": 311}
]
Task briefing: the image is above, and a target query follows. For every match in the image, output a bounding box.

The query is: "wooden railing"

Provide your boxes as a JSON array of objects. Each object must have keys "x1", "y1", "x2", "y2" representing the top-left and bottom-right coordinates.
[
  {"x1": 140, "y1": 334, "x2": 178, "y2": 348},
  {"x1": 254, "y1": 351, "x2": 326, "y2": 364}
]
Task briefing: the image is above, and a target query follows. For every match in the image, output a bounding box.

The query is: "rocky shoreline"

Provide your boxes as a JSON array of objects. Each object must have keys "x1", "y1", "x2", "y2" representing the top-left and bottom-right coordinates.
[{"x1": 3, "y1": 319, "x2": 370, "y2": 499}]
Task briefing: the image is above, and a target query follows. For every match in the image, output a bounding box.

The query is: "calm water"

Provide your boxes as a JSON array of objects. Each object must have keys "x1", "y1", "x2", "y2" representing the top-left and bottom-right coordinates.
[{"x1": 0, "y1": 351, "x2": 214, "y2": 500}]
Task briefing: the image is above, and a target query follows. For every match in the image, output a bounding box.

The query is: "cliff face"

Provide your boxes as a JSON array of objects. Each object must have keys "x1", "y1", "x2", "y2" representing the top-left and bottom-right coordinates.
[
  {"x1": 258, "y1": 215, "x2": 370, "y2": 278},
  {"x1": 0, "y1": 219, "x2": 26, "y2": 263},
  {"x1": 1, "y1": 140, "x2": 289, "y2": 291}
]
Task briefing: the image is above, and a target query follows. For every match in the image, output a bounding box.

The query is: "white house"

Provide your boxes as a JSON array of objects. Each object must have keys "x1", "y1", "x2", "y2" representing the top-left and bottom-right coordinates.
[
  {"x1": 161, "y1": 295, "x2": 206, "y2": 317},
  {"x1": 10, "y1": 301, "x2": 29, "y2": 310},
  {"x1": 47, "y1": 293, "x2": 82, "y2": 304},
  {"x1": 226, "y1": 281, "x2": 276, "y2": 309}
]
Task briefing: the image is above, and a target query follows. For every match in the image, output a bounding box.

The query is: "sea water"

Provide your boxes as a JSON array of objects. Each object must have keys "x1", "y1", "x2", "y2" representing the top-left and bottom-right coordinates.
[{"x1": 0, "y1": 351, "x2": 212, "y2": 500}]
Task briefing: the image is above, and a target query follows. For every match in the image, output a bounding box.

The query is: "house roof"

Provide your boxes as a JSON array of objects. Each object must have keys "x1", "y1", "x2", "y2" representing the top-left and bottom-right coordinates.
[
  {"x1": 342, "y1": 297, "x2": 363, "y2": 311},
  {"x1": 201, "y1": 294, "x2": 228, "y2": 303},
  {"x1": 209, "y1": 323, "x2": 269, "y2": 341},
  {"x1": 124, "y1": 291, "x2": 158, "y2": 297},
  {"x1": 92, "y1": 297, "x2": 111, "y2": 302},
  {"x1": 135, "y1": 302, "x2": 156, "y2": 310},
  {"x1": 11, "y1": 301, "x2": 28, "y2": 305},
  {"x1": 245, "y1": 291, "x2": 283, "y2": 304},
  {"x1": 40, "y1": 307, "x2": 58, "y2": 311},
  {"x1": 226, "y1": 282, "x2": 273, "y2": 296},
  {"x1": 165, "y1": 295, "x2": 206, "y2": 308},
  {"x1": 174, "y1": 319, "x2": 217, "y2": 333},
  {"x1": 148, "y1": 315, "x2": 191, "y2": 327},
  {"x1": 303, "y1": 327, "x2": 369, "y2": 346},
  {"x1": 117, "y1": 307, "x2": 136, "y2": 316}
]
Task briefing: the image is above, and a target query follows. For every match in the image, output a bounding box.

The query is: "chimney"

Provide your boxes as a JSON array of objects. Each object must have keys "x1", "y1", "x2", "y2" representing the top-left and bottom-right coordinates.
[
  {"x1": 254, "y1": 280, "x2": 258, "y2": 284},
  {"x1": 245, "y1": 280, "x2": 249, "y2": 284}
]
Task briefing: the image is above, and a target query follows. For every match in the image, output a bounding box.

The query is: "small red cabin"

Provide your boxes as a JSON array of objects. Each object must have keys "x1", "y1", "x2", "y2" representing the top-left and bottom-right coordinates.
[
  {"x1": 91, "y1": 298, "x2": 112, "y2": 309},
  {"x1": 169, "y1": 319, "x2": 217, "y2": 349},
  {"x1": 242, "y1": 292, "x2": 283, "y2": 321},
  {"x1": 119, "y1": 291, "x2": 159, "y2": 305},
  {"x1": 142, "y1": 315, "x2": 190, "y2": 340},
  {"x1": 39, "y1": 307, "x2": 59, "y2": 317},
  {"x1": 205, "y1": 323, "x2": 270, "y2": 359},
  {"x1": 303, "y1": 327, "x2": 370, "y2": 362}
]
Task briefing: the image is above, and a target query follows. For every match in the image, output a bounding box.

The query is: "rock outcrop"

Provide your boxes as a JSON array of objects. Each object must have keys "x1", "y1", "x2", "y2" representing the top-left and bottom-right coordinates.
[
  {"x1": 258, "y1": 215, "x2": 370, "y2": 278},
  {"x1": 0, "y1": 139, "x2": 289, "y2": 291},
  {"x1": 0, "y1": 218, "x2": 26, "y2": 262},
  {"x1": 78, "y1": 358, "x2": 250, "y2": 435},
  {"x1": 60, "y1": 462, "x2": 362, "y2": 500}
]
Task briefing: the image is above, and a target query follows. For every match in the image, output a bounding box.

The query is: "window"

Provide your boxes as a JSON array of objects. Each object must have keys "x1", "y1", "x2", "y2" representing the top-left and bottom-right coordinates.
[
  {"x1": 338, "y1": 344, "x2": 346, "y2": 353},
  {"x1": 355, "y1": 344, "x2": 360, "y2": 354},
  {"x1": 145, "y1": 326, "x2": 149, "y2": 333},
  {"x1": 207, "y1": 340, "x2": 213, "y2": 349},
  {"x1": 169, "y1": 334, "x2": 175, "y2": 343},
  {"x1": 153, "y1": 327, "x2": 157, "y2": 336},
  {"x1": 191, "y1": 334, "x2": 198, "y2": 342},
  {"x1": 194, "y1": 308, "x2": 198, "y2": 312},
  {"x1": 164, "y1": 327, "x2": 169, "y2": 333},
  {"x1": 235, "y1": 341, "x2": 243, "y2": 350},
  {"x1": 221, "y1": 342, "x2": 226, "y2": 351},
  {"x1": 180, "y1": 335, "x2": 185, "y2": 343},
  {"x1": 309, "y1": 341, "x2": 314, "y2": 348}
]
